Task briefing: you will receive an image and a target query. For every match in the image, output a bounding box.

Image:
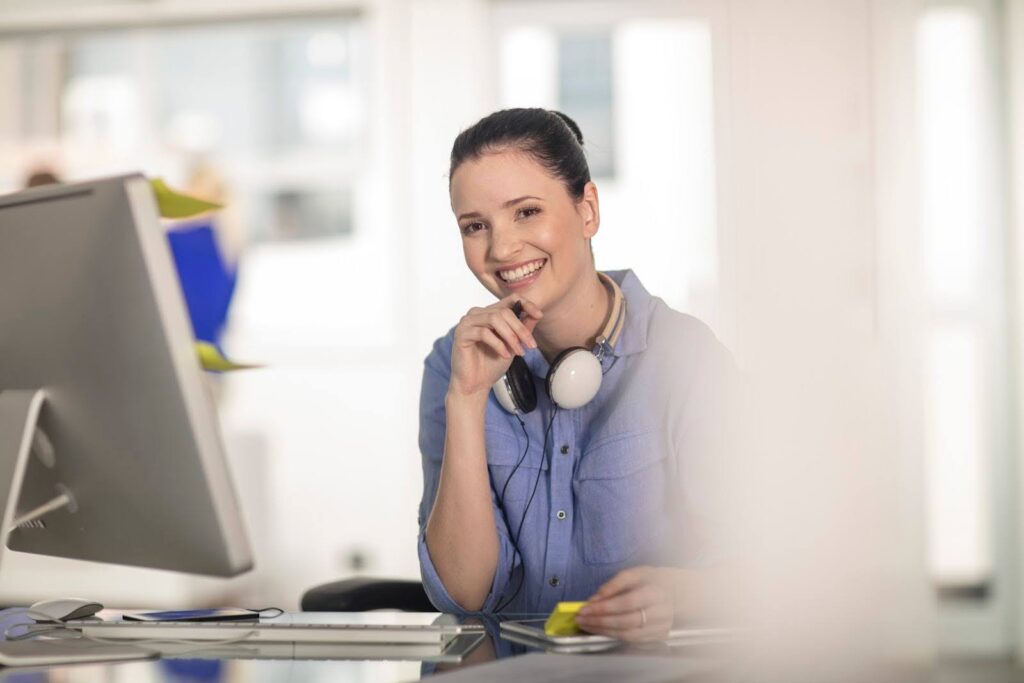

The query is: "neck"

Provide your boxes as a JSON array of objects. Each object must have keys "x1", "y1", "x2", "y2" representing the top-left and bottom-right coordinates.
[{"x1": 534, "y1": 271, "x2": 611, "y2": 363}]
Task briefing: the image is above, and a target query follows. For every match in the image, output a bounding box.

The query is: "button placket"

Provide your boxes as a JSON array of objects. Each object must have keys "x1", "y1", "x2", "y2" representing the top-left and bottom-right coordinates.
[{"x1": 541, "y1": 412, "x2": 571, "y2": 600}]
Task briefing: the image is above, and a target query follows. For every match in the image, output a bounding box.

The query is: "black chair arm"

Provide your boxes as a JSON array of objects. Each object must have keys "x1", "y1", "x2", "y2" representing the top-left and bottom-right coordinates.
[{"x1": 301, "y1": 577, "x2": 436, "y2": 612}]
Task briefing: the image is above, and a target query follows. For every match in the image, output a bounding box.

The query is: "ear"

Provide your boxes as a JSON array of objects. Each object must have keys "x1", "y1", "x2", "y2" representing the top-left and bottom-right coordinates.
[{"x1": 578, "y1": 181, "x2": 600, "y2": 239}]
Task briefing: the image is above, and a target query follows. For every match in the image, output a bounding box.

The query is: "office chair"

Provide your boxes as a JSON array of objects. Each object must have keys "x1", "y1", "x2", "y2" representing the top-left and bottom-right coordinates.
[{"x1": 301, "y1": 577, "x2": 435, "y2": 612}]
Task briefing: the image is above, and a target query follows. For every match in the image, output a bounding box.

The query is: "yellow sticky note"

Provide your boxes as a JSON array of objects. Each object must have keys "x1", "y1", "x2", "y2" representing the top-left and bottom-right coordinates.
[
  {"x1": 544, "y1": 601, "x2": 587, "y2": 636},
  {"x1": 196, "y1": 342, "x2": 262, "y2": 372},
  {"x1": 151, "y1": 178, "x2": 223, "y2": 219}
]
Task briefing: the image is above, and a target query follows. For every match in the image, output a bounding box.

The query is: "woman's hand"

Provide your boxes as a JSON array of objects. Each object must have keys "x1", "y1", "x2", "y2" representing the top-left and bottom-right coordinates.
[
  {"x1": 575, "y1": 566, "x2": 680, "y2": 642},
  {"x1": 448, "y1": 295, "x2": 543, "y2": 400}
]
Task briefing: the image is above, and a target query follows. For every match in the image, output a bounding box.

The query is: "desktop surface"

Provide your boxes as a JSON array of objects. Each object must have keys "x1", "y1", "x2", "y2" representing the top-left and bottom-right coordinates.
[
  {"x1": 1, "y1": 611, "x2": 1022, "y2": 682},
  {"x1": 0, "y1": 609, "x2": 736, "y2": 682},
  {"x1": 2, "y1": 655, "x2": 1024, "y2": 683}
]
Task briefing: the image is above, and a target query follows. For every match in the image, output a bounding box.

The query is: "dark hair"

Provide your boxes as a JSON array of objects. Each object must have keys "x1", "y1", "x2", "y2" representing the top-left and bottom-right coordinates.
[{"x1": 449, "y1": 108, "x2": 591, "y2": 200}]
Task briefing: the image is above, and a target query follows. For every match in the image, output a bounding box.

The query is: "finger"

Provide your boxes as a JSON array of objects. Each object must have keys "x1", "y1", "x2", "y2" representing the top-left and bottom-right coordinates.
[
  {"x1": 485, "y1": 311, "x2": 527, "y2": 356},
  {"x1": 603, "y1": 608, "x2": 673, "y2": 641},
  {"x1": 515, "y1": 297, "x2": 544, "y2": 321},
  {"x1": 578, "y1": 605, "x2": 673, "y2": 641},
  {"x1": 494, "y1": 294, "x2": 528, "y2": 317},
  {"x1": 467, "y1": 326, "x2": 511, "y2": 359},
  {"x1": 468, "y1": 309, "x2": 524, "y2": 356},
  {"x1": 499, "y1": 307, "x2": 537, "y2": 349},
  {"x1": 464, "y1": 310, "x2": 522, "y2": 355},
  {"x1": 586, "y1": 567, "x2": 652, "y2": 603},
  {"x1": 581, "y1": 585, "x2": 661, "y2": 617},
  {"x1": 456, "y1": 308, "x2": 492, "y2": 340},
  {"x1": 577, "y1": 610, "x2": 670, "y2": 636},
  {"x1": 576, "y1": 610, "x2": 644, "y2": 631}
]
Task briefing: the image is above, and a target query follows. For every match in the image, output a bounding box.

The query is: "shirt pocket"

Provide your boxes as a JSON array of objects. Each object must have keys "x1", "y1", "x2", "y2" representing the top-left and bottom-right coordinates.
[
  {"x1": 486, "y1": 428, "x2": 547, "y2": 504},
  {"x1": 574, "y1": 430, "x2": 668, "y2": 566}
]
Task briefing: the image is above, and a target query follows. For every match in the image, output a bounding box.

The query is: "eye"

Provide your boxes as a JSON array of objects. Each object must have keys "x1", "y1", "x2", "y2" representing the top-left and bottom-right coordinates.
[
  {"x1": 461, "y1": 222, "x2": 485, "y2": 236},
  {"x1": 517, "y1": 207, "x2": 541, "y2": 219}
]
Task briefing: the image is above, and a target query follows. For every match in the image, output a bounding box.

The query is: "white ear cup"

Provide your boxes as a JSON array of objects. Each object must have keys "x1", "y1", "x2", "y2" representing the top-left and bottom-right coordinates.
[
  {"x1": 492, "y1": 376, "x2": 520, "y2": 414},
  {"x1": 547, "y1": 349, "x2": 603, "y2": 409}
]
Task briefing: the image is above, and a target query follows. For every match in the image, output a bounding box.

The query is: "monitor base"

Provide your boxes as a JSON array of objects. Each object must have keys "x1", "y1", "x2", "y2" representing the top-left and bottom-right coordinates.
[{"x1": 0, "y1": 390, "x2": 76, "y2": 546}]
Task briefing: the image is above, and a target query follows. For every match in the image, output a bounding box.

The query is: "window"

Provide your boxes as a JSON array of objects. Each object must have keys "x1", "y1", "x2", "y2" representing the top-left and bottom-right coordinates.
[
  {"x1": 17, "y1": 17, "x2": 368, "y2": 243},
  {"x1": 916, "y1": 5, "x2": 1004, "y2": 592},
  {"x1": 497, "y1": 13, "x2": 718, "y2": 326}
]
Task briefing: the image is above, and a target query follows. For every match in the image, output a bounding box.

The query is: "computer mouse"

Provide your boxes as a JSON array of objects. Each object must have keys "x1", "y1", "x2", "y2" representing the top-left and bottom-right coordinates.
[{"x1": 27, "y1": 598, "x2": 104, "y2": 622}]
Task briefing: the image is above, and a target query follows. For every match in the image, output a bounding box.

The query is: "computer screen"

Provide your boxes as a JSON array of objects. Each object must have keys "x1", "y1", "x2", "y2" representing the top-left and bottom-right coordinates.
[{"x1": 0, "y1": 174, "x2": 252, "y2": 578}]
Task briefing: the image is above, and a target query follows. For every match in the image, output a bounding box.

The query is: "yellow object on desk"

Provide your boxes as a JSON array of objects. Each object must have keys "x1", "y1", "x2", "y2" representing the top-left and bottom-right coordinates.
[{"x1": 544, "y1": 601, "x2": 587, "y2": 636}]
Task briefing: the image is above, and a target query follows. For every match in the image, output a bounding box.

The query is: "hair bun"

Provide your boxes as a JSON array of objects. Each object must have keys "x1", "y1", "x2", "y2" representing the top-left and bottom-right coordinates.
[
  {"x1": 550, "y1": 111, "x2": 585, "y2": 146},
  {"x1": 449, "y1": 108, "x2": 591, "y2": 200}
]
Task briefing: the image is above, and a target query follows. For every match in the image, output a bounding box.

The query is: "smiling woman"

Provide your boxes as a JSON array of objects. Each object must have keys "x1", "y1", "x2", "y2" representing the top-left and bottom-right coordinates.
[{"x1": 417, "y1": 108, "x2": 734, "y2": 642}]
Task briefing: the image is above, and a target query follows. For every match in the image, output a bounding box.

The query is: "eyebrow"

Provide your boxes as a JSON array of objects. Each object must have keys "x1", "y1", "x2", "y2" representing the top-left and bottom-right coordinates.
[{"x1": 457, "y1": 195, "x2": 543, "y2": 222}]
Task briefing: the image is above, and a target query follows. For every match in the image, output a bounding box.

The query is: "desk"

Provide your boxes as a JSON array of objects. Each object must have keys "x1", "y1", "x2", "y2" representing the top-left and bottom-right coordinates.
[
  {"x1": 0, "y1": 610, "x2": 735, "y2": 682},
  {"x1": 1, "y1": 612, "x2": 1022, "y2": 682}
]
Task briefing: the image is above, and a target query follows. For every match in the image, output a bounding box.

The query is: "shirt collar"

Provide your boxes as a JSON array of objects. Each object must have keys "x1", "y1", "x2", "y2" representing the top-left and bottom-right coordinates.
[
  {"x1": 604, "y1": 269, "x2": 649, "y2": 357},
  {"x1": 523, "y1": 269, "x2": 651, "y2": 377}
]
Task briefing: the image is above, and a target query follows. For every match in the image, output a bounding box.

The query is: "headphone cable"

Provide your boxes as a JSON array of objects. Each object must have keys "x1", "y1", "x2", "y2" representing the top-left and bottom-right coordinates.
[{"x1": 495, "y1": 407, "x2": 557, "y2": 613}]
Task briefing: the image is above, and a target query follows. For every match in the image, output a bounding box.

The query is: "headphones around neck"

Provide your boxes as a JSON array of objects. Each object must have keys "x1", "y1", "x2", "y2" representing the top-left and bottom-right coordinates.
[{"x1": 492, "y1": 272, "x2": 627, "y2": 414}]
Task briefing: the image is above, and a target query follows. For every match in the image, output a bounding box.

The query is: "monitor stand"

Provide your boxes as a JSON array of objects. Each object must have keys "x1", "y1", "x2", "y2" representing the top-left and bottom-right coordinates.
[{"x1": 0, "y1": 390, "x2": 76, "y2": 549}]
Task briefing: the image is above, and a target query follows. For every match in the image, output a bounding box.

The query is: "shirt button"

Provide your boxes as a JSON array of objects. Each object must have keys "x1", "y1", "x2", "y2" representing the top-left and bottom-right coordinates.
[
  {"x1": 556, "y1": 510, "x2": 567, "y2": 520},
  {"x1": 560, "y1": 445, "x2": 570, "y2": 455},
  {"x1": 549, "y1": 576, "x2": 560, "y2": 587}
]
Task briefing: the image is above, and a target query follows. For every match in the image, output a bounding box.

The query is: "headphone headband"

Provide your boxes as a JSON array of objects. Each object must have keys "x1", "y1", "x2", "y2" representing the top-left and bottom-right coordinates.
[
  {"x1": 595, "y1": 272, "x2": 627, "y2": 353},
  {"x1": 493, "y1": 272, "x2": 627, "y2": 415}
]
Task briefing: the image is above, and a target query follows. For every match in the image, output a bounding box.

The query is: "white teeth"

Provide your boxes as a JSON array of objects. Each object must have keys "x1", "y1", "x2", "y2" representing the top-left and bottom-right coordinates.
[{"x1": 499, "y1": 260, "x2": 544, "y2": 283}]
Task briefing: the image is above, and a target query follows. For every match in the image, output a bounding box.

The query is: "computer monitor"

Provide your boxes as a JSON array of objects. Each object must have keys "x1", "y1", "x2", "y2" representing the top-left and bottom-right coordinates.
[{"x1": 0, "y1": 173, "x2": 252, "y2": 578}]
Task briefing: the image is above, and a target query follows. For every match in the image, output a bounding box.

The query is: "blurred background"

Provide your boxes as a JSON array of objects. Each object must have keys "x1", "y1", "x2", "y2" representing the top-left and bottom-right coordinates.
[{"x1": 1, "y1": 0, "x2": 1023, "y2": 665}]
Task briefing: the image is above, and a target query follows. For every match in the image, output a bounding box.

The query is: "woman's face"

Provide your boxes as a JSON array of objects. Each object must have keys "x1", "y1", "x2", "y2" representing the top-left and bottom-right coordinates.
[{"x1": 450, "y1": 149, "x2": 599, "y2": 312}]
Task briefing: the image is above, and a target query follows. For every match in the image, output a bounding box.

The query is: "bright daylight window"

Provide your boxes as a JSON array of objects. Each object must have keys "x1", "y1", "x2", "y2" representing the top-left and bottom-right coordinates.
[
  {"x1": 916, "y1": 5, "x2": 1005, "y2": 594},
  {"x1": 497, "y1": 17, "x2": 718, "y2": 325},
  {"x1": 44, "y1": 17, "x2": 366, "y2": 243}
]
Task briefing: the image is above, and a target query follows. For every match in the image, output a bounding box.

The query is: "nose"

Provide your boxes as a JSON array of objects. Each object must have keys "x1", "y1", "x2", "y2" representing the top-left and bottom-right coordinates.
[{"x1": 488, "y1": 224, "x2": 522, "y2": 262}]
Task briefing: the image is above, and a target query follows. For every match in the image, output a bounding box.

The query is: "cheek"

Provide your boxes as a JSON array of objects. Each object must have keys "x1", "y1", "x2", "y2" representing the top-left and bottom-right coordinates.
[
  {"x1": 539, "y1": 222, "x2": 581, "y2": 260},
  {"x1": 463, "y1": 242, "x2": 494, "y2": 279},
  {"x1": 462, "y1": 240, "x2": 482, "y2": 267}
]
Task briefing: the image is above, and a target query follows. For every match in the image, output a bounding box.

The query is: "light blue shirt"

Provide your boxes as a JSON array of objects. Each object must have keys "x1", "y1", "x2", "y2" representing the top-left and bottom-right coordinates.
[{"x1": 417, "y1": 270, "x2": 733, "y2": 615}]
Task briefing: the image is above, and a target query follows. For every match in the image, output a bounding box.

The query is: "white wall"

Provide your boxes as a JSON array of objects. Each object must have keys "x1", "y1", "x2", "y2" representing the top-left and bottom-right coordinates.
[{"x1": 718, "y1": 0, "x2": 934, "y2": 670}]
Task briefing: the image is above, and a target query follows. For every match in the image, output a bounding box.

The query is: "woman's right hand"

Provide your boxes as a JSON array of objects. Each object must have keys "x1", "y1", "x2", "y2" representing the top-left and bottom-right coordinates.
[{"x1": 448, "y1": 295, "x2": 543, "y2": 401}]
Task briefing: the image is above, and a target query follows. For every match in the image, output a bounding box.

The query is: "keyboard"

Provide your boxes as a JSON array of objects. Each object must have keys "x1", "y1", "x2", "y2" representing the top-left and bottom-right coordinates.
[{"x1": 66, "y1": 619, "x2": 473, "y2": 644}]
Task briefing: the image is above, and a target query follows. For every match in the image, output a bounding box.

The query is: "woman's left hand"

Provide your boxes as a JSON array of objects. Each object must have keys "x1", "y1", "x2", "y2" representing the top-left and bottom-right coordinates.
[{"x1": 574, "y1": 565, "x2": 677, "y2": 642}]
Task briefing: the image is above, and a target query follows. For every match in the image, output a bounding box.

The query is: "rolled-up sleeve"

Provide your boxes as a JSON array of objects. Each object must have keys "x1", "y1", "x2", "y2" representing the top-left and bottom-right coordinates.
[{"x1": 417, "y1": 338, "x2": 519, "y2": 614}]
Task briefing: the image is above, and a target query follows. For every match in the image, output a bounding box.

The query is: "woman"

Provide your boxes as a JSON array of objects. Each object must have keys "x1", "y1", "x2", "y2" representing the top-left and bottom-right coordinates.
[{"x1": 417, "y1": 109, "x2": 732, "y2": 641}]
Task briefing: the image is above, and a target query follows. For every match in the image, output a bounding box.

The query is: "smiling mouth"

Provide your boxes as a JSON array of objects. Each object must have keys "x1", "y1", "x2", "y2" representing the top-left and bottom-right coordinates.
[{"x1": 497, "y1": 259, "x2": 547, "y2": 284}]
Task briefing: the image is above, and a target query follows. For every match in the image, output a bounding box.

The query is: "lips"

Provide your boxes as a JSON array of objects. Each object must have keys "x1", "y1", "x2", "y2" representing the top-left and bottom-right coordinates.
[{"x1": 497, "y1": 258, "x2": 546, "y2": 284}]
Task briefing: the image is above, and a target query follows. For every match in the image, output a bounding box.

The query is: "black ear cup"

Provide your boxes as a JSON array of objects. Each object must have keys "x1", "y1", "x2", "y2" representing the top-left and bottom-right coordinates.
[{"x1": 505, "y1": 356, "x2": 537, "y2": 413}]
